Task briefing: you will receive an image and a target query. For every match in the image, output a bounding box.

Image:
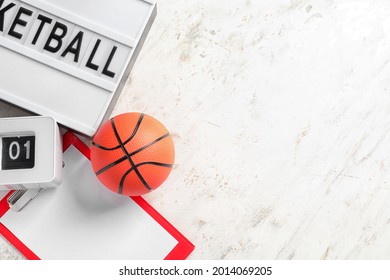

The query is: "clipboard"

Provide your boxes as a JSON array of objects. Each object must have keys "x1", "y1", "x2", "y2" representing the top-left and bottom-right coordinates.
[{"x1": 0, "y1": 132, "x2": 194, "y2": 260}]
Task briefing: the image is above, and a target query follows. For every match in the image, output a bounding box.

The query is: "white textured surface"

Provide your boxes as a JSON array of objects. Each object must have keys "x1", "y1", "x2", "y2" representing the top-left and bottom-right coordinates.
[{"x1": 2, "y1": 0, "x2": 390, "y2": 259}]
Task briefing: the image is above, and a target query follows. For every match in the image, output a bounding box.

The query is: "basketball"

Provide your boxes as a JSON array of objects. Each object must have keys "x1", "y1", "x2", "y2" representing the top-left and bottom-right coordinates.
[{"x1": 90, "y1": 112, "x2": 175, "y2": 196}]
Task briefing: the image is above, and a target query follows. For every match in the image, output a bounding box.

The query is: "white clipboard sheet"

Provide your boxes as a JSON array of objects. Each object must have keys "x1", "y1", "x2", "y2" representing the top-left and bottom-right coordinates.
[{"x1": 0, "y1": 132, "x2": 194, "y2": 259}]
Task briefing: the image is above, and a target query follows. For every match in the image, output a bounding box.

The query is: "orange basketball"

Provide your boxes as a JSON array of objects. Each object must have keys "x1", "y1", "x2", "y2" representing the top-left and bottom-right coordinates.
[{"x1": 90, "y1": 112, "x2": 175, "y2": 196}]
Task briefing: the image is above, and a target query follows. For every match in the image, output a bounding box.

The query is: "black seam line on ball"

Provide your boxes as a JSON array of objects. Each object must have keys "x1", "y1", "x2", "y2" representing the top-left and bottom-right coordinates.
[
  {"x1": 111, "y1": 118, "x2": 152, "y2": 191},
  {"x1": 95, "y1": 133, "x2": 171, "y2": 175},
  {"x1": 95, "y1": 156, "x2": 126, "y2": 175},
  {"x1": 128, "y1": 133, "x2": 170, "y2": 156},
  {"x1": 118, "y1": 162, "x2": 174, "y2": 194},
  {"x1": 92, "y1": 114, "x2": 145, "y2": 151}
]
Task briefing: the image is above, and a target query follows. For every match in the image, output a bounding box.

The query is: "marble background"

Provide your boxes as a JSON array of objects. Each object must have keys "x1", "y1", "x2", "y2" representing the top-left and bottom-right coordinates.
[{"x1": 2, "y1": 0, "x2": 390, "y2": 259}]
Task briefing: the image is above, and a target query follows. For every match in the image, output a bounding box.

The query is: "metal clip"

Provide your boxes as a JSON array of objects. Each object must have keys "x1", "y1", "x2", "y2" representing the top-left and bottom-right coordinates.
[{"x1": 7, "y1": 188, "x2": 43, "y2": 212}]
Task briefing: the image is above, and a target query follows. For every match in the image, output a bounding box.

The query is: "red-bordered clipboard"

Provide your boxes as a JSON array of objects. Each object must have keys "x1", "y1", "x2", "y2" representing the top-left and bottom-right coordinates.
[{"x1": 0, "y1": 132, "x2": 194, "y2": 260}]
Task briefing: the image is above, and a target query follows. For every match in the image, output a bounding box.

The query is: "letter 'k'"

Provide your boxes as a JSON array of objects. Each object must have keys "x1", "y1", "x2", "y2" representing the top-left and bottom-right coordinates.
[{"x1": 0, "y1": 0, "x2": 16, "y2": 32}]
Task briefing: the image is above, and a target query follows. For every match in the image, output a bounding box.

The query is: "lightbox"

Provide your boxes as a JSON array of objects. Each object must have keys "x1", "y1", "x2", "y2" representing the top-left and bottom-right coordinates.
[{"x1": 0, "y1": 0, "x2": 157, "y2": 136}]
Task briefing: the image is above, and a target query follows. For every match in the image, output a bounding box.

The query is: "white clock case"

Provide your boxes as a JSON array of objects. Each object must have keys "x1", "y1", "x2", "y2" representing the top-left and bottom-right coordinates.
[{"x1": 0, "y1": 116, "x2": 62, "y2": 190}]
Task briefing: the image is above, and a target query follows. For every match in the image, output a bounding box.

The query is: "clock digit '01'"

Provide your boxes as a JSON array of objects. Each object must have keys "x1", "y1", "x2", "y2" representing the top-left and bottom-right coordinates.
[{"x1": 1, "y1": 135, "x2": 35, "y2": 170}]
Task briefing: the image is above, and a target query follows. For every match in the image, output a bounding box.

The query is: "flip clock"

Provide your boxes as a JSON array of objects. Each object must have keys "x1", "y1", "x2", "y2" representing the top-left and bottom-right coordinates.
[{"x1": 0, "y1": 116, "x2": 62, "y2": 211}]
